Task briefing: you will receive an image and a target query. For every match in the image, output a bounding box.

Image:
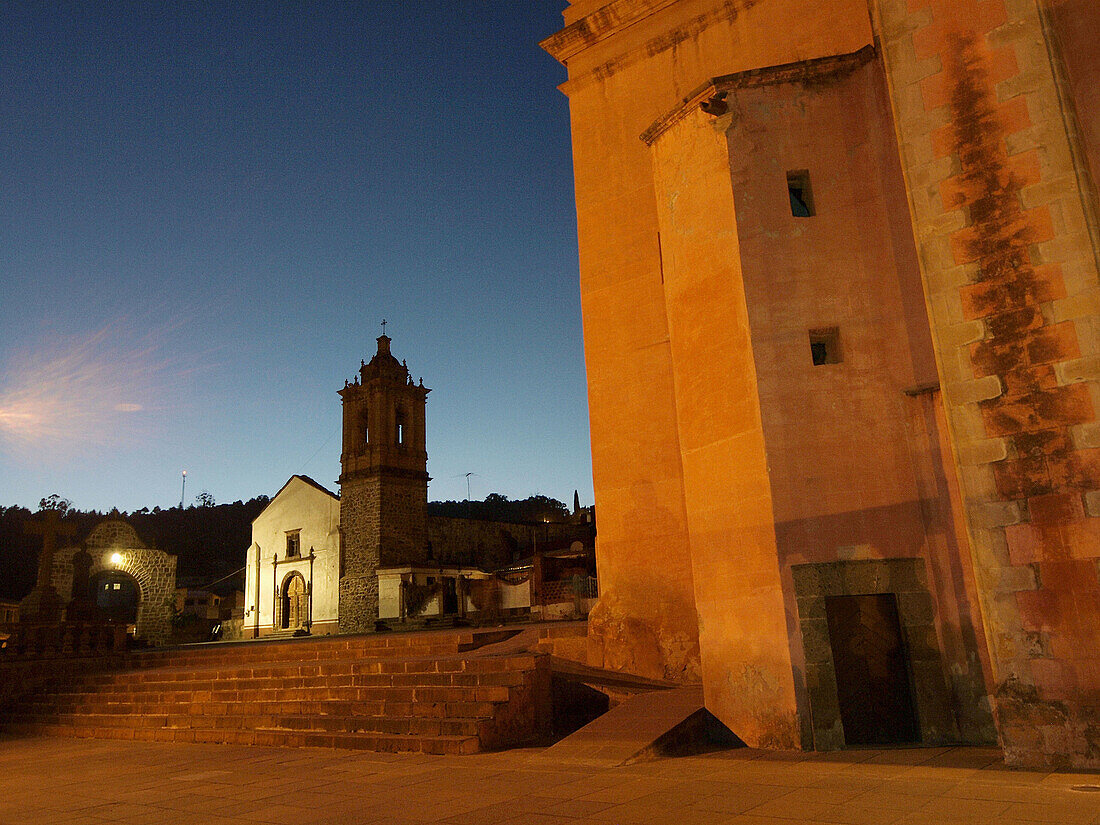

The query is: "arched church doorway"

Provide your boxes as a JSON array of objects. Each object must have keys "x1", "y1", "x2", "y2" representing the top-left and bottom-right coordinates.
[
  {"x1": 90, "y1": 570, "x2": 140, "y2": 625},
  {"x1": 281, "y1": 572, "x2": 307, "y2": 630}
]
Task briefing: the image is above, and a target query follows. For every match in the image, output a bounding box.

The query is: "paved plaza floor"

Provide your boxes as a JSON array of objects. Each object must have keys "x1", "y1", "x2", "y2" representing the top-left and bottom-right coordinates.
[{"x1": 1, "y1": 735, "x2": 1098, "y2": 825}]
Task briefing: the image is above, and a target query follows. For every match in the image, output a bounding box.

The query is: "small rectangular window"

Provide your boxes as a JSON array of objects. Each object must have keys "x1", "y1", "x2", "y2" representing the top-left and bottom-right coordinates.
[
  {"x1": 286, "y1": 531, "x2": 301, "y2": 558},
  {"x1": 809, "y1": 328, "x2": 842, "y2": 365},
  {"x1": 788, "y1": 170, "x2": 815, "y2": 217}
]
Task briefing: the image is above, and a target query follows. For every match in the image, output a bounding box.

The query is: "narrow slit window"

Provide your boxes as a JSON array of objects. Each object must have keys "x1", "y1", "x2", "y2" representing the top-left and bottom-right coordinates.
[
  {"x1": 809, "y1": 328, "x2": 842, "y2": 366},
  {"x1": 395, "y1": 408, "x2": 407, "y2": 446},
  {"x1": 788, "y1": 170, "x2": 815, "y2": 217}
]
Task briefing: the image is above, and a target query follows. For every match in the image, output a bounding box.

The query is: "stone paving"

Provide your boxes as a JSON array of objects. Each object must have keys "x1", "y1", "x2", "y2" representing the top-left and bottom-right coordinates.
[{"x1": 1, "y1": 735, "x2": 1098, "y2": 825}]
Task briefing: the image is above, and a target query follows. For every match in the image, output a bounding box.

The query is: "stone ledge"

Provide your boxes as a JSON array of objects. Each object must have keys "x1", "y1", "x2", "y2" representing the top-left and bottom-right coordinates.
[
  {"x1": 945, "y1": 375, "x2": 1004, "y2": 405},
  {"x1": 970, "y1": 500, "x2": 1023, "y2": 529},
  {"x1": 958, "y1": 438, "x2": 1010, "y2": 466},
  {"x1": 1085, "y1": 490, "x2": 1100, "y2": 518},
  {"x1": 1055, "y1": 356, "x2": 1100, "y2": 385}
]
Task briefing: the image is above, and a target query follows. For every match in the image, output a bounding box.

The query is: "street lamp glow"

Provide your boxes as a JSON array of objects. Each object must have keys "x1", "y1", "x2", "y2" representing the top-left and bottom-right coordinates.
[{"x1": 110, "y1": 552, "x2": 123, "y2": 565}]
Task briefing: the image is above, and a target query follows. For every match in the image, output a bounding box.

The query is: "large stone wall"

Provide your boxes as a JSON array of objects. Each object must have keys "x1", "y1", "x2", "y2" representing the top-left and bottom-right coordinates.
[
  {"x1": 872, "y1": 0, "x2": 1100, "y2": 769},
  {"x1": 428, "y1": 516, "x2": 591, "y2": 568},
  {"x1": 338, "y1": 477, "x2": 381, "y2": 633},
  {"x1": 545, "y1": 0, "x2": 1100, "y2": 766},
  {"x1": 543, "y1": 0, "x2": 894, "y2": 741},
  {"x1": 378, "y1": 476, "x2": 429, "y2": 566}
]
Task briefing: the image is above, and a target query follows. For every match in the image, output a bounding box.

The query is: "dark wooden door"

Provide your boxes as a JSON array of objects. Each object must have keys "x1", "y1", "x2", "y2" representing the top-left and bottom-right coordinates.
[
  {"x1": 442, "y1": 578, "x2": 458, "y2": 614},
  {"x1": 824, "y1": 593, "x2": 919, "y2": 746},
  {"x1": 283, "y1": 575, "x2": 305, "y2": 629}
]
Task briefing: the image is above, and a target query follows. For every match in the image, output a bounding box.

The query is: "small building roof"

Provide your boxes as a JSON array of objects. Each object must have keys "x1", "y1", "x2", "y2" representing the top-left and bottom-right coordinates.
[{"x1": 253, "y1": 474, "x2": 339, "y2": 524}]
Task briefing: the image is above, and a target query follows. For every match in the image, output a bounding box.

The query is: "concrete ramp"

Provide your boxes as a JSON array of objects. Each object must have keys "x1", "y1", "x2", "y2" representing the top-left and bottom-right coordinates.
[{"x1": 531, "y1": 684, "x2": 742, "y2": 767}]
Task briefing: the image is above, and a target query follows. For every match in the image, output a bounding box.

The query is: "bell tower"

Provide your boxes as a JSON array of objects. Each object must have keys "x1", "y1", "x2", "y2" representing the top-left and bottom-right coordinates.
[{"x1": 338, "y1": 333, "x2": 430, "y2": 632}]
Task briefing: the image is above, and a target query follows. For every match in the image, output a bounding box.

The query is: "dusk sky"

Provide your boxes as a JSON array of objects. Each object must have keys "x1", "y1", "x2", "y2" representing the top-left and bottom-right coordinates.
[{"x1": 0, "y1": 2, "x2": 590, "y2": 513}]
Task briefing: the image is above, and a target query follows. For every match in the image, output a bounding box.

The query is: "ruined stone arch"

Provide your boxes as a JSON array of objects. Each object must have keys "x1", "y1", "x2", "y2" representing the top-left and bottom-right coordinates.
[{"x1": 51, "y1": 516, "x2": 177, "y2": 646}]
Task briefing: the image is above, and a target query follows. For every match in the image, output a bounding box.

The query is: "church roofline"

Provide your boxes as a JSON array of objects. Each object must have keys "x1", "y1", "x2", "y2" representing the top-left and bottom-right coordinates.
[
  {"x1": 540, "y1": 0, "x2": 680, "y2": 64},
  {"x1": 253, "y1": 474, "x2": 339, "y2": 525},
  {"x1": 640, "y1": 45, "x2": 877, "y2": 146}
]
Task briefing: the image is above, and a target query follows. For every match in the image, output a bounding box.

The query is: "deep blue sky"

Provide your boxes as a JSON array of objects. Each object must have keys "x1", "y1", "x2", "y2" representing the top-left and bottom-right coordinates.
[{"x1": 0, "y1": 2, "x2": 589, "y2": 512}]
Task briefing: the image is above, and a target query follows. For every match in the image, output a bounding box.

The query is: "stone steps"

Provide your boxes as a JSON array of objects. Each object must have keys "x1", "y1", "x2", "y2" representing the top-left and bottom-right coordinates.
[
  {"x1": 0, "y1": 630, "x2": 550, "y2": 754},
  {"x1": 5, "y1": 709, "x2": 489, "y2": 737},
  {"x1": 77, "y1": 671, "x2": 528, "y2": 691},
  {"x1": 83, "y1": 652, "x2": 537, "y2": 685},
  {"x1": 21, "y1": 684, "x2": 512, "y2": 710},
  {"x1": 2, "y1": 721, "x2": 482, "y2": 754},
  {"x1": 121, "y1": 628, "x2": 502, "y2": 669}
]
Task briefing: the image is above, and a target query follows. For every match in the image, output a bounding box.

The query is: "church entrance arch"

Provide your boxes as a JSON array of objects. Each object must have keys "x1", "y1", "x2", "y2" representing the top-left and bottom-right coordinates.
[
  {"x1": 50, "y1": 517, "x2": 178, "y2": 646},
  {"x1": 280, "y1": 572, "x2": 307, "y2": 630},
  {"x1": 90, "y1": 569, "x2": 140, "y2": 625},
  {"x1": 791, "y1": 558, "x2": 957, "y2": 750}
]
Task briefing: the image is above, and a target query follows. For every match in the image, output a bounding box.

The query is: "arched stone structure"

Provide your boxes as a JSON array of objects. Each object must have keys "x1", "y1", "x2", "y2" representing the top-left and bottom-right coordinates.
[{"x1": 50, "y1": 516, "x2": 177, "y2": 646}]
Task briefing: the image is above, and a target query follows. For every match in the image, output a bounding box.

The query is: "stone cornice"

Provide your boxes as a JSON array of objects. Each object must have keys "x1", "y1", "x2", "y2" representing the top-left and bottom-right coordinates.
[
  {"x1": 640, "y1": 45, "x2": 877, "y2": 146},
  {"x1": 540, "y1": 0, "x2": 680, "y2": 63},
  {"x1": 339, "y1": 467, "x2": 431, "y2": 484}
]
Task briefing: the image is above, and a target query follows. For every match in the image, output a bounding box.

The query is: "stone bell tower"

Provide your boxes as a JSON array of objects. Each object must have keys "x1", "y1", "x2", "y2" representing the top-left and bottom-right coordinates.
[{"x1": 338, "y1": 333, "x2": 430, "y2": 632}]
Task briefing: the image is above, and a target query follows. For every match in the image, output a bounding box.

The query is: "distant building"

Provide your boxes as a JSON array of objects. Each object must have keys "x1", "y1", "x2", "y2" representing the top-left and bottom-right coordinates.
[
  {"x1": 175, "y1": 589, "x2": 223, "y2": 622},
  {"x1": 242, "y1": 335, "x2": 594, "y2": 637},
  {"x1": 0, "y1": 600, "x2": 18, "y2": 648}
]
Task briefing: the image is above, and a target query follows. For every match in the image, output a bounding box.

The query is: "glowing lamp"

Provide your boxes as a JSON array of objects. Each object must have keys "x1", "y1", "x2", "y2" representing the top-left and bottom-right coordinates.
[{"x1": 110, "y1": 552, "x2": 123, "y2": 565}]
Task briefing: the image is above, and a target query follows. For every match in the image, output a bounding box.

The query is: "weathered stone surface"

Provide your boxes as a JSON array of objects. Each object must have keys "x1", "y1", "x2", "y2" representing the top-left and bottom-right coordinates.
[{"x1": 543, "y1": 0, "x2": 1100, "y2": 767}]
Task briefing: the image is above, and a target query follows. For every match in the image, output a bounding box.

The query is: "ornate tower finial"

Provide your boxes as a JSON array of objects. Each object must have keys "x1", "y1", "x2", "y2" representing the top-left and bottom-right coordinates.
[{"x1": 380, "y1": 318, "x2": 387, "y2": 336}]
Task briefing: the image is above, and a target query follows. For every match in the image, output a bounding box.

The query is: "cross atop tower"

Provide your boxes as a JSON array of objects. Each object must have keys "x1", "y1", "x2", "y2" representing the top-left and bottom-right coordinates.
[{"x1": 380, "y1": 318, "x2": 387, "y2": 336}]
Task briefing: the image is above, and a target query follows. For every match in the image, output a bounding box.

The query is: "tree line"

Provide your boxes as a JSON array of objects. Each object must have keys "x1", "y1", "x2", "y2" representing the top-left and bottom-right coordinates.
[{"x1": 0, "y1": 492, "x2": 576, "y2": 602}]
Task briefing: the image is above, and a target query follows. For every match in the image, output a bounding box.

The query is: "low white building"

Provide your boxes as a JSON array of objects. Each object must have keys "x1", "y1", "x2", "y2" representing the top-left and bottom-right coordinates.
[
  {"x1": 376, "y1": 566, "x2": 489, "y2": 620},
  {"x1": 243, "y1": 475, "x2": 340, "y2": 637}
]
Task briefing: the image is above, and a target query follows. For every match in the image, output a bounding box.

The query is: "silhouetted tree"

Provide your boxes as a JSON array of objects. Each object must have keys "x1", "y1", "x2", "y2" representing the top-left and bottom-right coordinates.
[{"x1": 37, "y1": 494, "x2": 72, "y2": 515}]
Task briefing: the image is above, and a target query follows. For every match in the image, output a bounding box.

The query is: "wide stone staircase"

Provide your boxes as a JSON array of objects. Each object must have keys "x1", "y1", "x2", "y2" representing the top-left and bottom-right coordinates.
[{"x1": 0, "y1": 628, "x2": 551, "y2": 754}]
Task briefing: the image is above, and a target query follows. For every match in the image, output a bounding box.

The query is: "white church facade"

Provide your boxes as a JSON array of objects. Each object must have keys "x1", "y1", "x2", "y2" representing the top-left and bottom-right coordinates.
[{"x1": 244, "y1": 475, "x2": 340, "y2": 637}]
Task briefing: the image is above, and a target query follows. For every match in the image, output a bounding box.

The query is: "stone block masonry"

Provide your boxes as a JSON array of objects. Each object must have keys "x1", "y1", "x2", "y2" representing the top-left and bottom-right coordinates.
[
  {"x1": 873, "y1": 0, "x2": 1100, "y2": 768},
  {"x1": 338, "y1": 335, "x2": 430, "y2": 631},
  {"x1": 51, "y1": 517, "x2": 177, "y2": 646},
  {"x1": 544, "y1": 0, "x2": 1100, "y2": 770}
]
